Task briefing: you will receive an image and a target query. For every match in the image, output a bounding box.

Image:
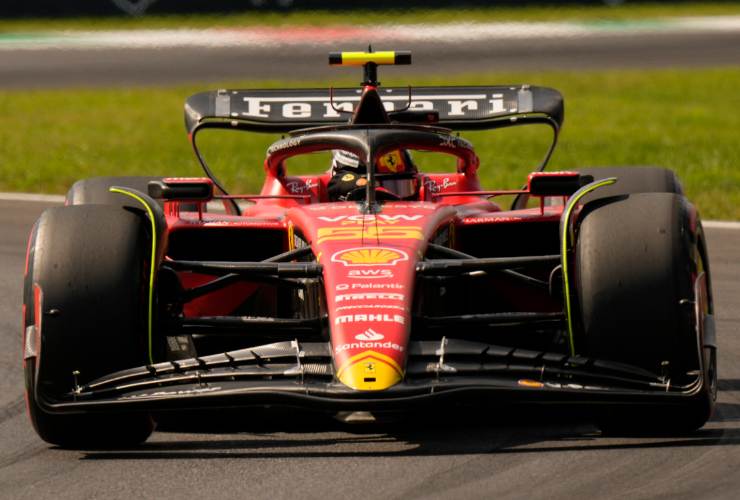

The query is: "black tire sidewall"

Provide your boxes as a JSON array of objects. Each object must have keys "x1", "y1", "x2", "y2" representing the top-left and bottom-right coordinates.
[
  {"x1": 24, "y1": 205, "x2": 154, "y2": 447},
  {"x1": 65, "y1": 176, "x2": 164, "y2": 207},
  {"x1": 575, "y1": 192, "x2": 698, "y2": 376}
]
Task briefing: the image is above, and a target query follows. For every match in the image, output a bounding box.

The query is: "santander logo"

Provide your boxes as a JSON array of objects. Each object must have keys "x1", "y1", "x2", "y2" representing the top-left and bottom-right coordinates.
[{"x1": 355, "y1": 328, "x2": 385, "y2": 341}]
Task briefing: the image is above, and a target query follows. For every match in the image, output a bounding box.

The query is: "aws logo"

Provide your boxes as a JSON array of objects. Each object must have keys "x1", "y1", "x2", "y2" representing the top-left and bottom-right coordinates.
[
  {"x1": 331, "y1": 247, "x2": 409, "y2": 266},
  {"x1": 347, "y1": 269, "x2": 394, "y2": 279}
]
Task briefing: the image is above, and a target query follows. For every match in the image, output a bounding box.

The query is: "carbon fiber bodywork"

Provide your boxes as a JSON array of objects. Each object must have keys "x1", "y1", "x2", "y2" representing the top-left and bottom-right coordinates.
[{"x1": 37, "y1": 338, "x2": 708, "y2": 414}]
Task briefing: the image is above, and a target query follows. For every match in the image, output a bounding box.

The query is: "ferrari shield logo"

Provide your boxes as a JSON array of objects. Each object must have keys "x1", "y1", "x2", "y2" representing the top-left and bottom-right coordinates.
[{"x1": 378, "y1": 150, "x2": 406, "y2": 173}]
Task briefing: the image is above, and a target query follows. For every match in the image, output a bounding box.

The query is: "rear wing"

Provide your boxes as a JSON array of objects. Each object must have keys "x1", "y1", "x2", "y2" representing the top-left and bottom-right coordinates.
[{"x1": 184, "y1": 85, "x2": 564, "y2": 134}]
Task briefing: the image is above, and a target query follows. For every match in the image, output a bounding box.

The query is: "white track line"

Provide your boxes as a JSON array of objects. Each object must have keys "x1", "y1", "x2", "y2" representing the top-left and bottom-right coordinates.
[
  {"x1": 0, "y1": 192, "x2": 64, "y2": 203},
  {"x1": 702, "y1": 221, "x2": 740, "y2": 230},
  {"x1": 1, "y1": 16, "x2": 739, "y2": 51},
  {"x1": 0, "y1": 191, "x2": 737, "y2": 228}
]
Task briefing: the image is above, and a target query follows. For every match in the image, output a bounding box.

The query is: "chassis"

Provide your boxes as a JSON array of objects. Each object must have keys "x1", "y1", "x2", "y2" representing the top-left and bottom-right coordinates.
[{"x1": 23, "y1": 51, "x2": 717, "y2": 446}]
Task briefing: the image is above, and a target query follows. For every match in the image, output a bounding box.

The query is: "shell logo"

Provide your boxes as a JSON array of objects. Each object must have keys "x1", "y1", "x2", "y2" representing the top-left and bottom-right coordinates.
[{"x1": 331, "y1": 247, "x2": 409, "y2": 267}]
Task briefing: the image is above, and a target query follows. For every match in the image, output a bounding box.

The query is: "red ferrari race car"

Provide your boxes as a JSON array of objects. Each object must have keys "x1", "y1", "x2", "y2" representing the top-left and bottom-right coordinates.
[{"x1": 23, "y1": 51, "x2": 717, "y2": 447}]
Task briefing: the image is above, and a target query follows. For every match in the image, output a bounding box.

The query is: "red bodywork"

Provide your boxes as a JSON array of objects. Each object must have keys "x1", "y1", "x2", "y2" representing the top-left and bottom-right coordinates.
[
  {"x1": 161, "y1": 152, "x2": 569, "y2": 390},
  {"x1": 20, "y1": 57, "x2": 715, "y2": 435},
  {"x1": 159, "y1": 79, "x2": 574, "y2": 391}
]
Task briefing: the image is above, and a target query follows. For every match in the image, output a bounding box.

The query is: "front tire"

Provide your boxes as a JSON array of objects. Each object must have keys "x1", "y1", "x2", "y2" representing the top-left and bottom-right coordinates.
[
  {"x1": 23, "y1": 205, "x2": 155, "y2": 447},
  {"x1": 65, "y1": 176, "x2": 164, "y2": 207},
  {"x1": 575, "y1": 192, "x2": 715, "y2": 434}
]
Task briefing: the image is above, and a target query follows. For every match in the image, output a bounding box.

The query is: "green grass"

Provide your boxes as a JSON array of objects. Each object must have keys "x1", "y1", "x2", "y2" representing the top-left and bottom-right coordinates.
[
  {"x1": 1, "y1": 2, "x2": 739, "y2": 31},
  {"x1": 1, "y1": 66, "x2": 738, "y2": 219}
]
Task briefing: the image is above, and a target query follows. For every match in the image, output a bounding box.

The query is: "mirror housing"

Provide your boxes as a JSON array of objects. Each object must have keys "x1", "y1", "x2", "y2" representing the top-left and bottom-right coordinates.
[
  {"x1": 528, "y1": 171, "x2": 594, "y2": 197},
  {"x1": 148, "y1": 178, "x2": 214, "y2": 201}
]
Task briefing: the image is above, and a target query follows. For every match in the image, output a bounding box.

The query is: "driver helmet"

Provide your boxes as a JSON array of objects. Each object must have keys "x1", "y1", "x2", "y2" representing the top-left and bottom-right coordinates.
[
  {"x1": 329, "y1": 149, "x2": 418, "y2": 200},
  {"x1": 331, "y1": 149, "x2": 364, "y2": 172}
]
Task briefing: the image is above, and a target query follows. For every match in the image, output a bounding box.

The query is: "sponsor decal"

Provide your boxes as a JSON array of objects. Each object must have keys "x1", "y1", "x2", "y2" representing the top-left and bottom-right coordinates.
[
  {"x1": 335, "y1": 341, "x2": 404, "y2": 354},
  {"x1": 347, "y1": 269, "x2": 394, "y2": 279},
  {"x1": 241, "y1": 94, "x2": 506, "y2": 120},
  {"x1": 286, "y1": 178, "x2": 318, "y2": 194},
  {"x1": 439, "y1": 135, "x2": 456, "y2": 148},
  {"x1": 424, "y1": 177, "x2": 458, "y2": 194},
  {"x1": 118, "y1": 386, "x2": 221, "y2": 400},
  {"x1": 336, "y1": 283, "x2": 404, "y2": 290},
  {"x1": 307, "y1": 203, "x2": 435, "y2": 211},
  {"x1": 336, "y1": 292, "x2": 404, "y2": 302},
  {"x1": 331, "y1": 247, "x2": 409, "y2": 266},
  {"x1": 335, "y1": 313, "x2": 405, "y2": 325},
  {"x1": 335, "y1": 304, "x2": 406, "y2": 312},
  {"x1": 462, "y1": 215, "x2": 531, "y2": 224},
  {"x1": 355, "y1": 328, "x2": 384, "y2": 341},
  {"x1": 317, "y1": 225, "x2": 424, "y2": 243},
  {"x1": 266, "y1": 137, "x2": 301, "y2": 154},
  {"x1": 318, "y1": 214, "x2": 423, "y2": 225}
]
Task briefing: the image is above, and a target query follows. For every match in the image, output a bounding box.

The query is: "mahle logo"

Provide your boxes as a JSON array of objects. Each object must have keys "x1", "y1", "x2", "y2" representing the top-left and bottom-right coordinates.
[{"x1": 331, "y1": 247, "x2": 408, "y2": 266}]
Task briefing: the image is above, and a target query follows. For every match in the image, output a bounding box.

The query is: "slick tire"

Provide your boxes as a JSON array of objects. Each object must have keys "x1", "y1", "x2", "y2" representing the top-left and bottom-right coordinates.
[
  {"x1": 544, "y1": 166, "x2": 682, "y2": 207},
  {"x1": 573, "y1": 166, "x2": 682, "y2": 201},
  {"x1": 575, "y1": 192, "x2": 715, "y2": 435},
  {"x1": 65, "y1": 176, "x2": 164, "y2": 207},
  {"x1": 23, "y1": 205, "x2": 155, "y2": 447}
]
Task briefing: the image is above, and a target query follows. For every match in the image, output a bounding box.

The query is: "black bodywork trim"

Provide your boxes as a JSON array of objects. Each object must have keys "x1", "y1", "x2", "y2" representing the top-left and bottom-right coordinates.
[
  {"x1": 416, "y1": 255, "x2": 560, "y2": 275},
  {"x1": 166, "y1": 259, "x2": 322, "y2": 277},
  {"x1": 184, "y1": 86, "x2": 564, "y2": 134}
]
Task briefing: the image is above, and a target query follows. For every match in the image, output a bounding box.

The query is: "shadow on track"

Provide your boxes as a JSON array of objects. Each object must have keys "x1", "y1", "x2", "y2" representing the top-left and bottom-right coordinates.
[
  {"x1": 718, "y1": 379, "x2": 740, "y2": 391},
  {"x1": 77, "y1": 401, "x2": 740, "y2": 461}
]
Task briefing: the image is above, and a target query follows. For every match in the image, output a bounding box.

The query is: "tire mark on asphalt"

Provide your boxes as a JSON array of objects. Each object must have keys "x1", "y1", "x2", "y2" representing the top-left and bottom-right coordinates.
[
  {"x1": 0, "y1": 397, "x2": 25, "y2": 425},
  {"x1": 0, "y1": 442, "x2": 47, "y2": 471}
]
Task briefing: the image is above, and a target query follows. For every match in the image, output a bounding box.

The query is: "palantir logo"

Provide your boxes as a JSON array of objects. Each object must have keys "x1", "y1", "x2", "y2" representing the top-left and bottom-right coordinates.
[{"x1": 355, "y1": 328, "x2": 384, "y2": 341}]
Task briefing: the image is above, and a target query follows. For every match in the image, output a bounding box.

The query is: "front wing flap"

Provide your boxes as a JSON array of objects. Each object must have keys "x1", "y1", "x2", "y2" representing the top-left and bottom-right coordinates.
[{"x1": 38, "y1": 339, "x2": 705, "y2": 414}]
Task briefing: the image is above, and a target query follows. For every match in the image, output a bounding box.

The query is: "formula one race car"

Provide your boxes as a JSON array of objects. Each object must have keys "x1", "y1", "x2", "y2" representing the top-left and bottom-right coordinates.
[{"x1": 23, "y1": 51, "x2": 717, "y2": 447}]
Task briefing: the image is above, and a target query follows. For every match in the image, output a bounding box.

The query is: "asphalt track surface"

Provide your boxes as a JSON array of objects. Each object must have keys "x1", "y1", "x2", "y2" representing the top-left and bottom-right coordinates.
[
  {"x1": 1, "y1": 199, "x2": 739, "y2": 499},
  {"x1": 2, "y1": 31, "x2": 739, "y2": 88},
  {"x1": 2, "y1": 23, "x2": 739, "y2": 498}
]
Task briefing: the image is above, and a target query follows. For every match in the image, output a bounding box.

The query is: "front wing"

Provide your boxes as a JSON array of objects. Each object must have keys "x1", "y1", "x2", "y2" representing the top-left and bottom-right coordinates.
[{"x1": 36, "y1": 339, "x2": 706, "y2": 415}]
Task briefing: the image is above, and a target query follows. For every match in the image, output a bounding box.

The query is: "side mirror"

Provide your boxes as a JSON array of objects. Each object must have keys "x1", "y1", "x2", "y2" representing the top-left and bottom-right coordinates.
[
  {"x1": 528, "y1": 171, "x2": 594, "y2": 197},
  {"x1": 148, "y1": 178, "x2": 214, "y2": 201}
]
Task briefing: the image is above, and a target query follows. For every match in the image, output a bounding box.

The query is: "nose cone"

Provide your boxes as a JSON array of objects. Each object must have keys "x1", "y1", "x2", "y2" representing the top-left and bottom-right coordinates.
[{"x1": 336, "y1": 351, "x2": 403, "y2": 391}]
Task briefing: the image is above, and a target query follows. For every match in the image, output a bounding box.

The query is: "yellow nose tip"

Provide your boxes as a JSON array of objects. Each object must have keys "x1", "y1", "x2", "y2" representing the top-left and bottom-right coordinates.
[{"x1": 336, "y1": 351, "x2": 403, "y2": 391}]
